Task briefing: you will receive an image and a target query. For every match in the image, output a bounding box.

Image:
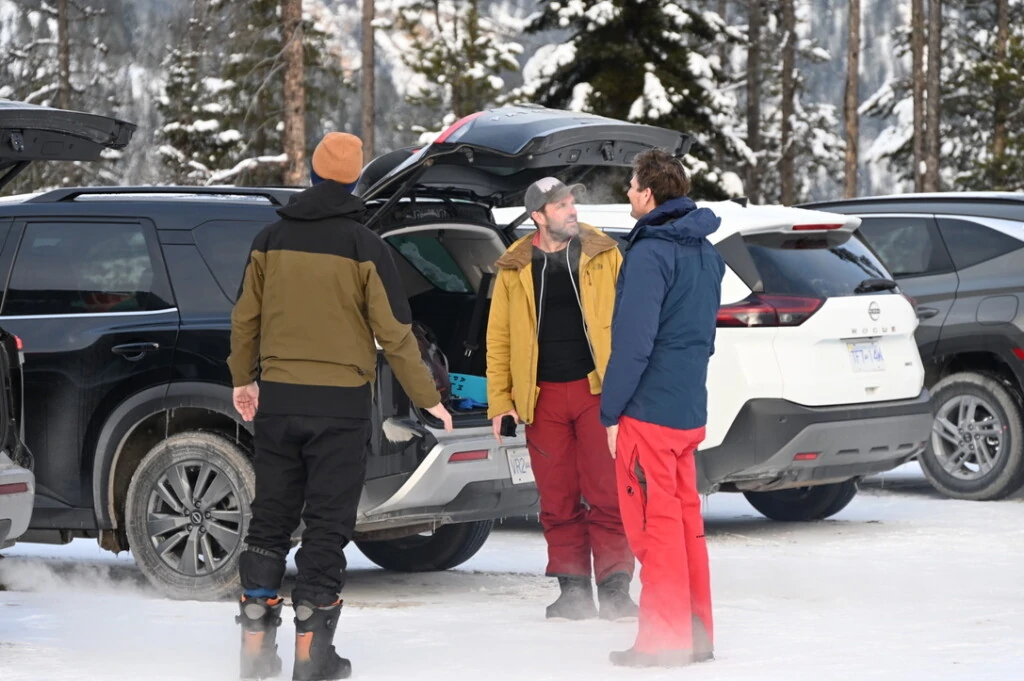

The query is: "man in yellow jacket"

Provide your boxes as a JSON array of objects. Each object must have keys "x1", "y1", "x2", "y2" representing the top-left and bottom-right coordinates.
[{"x1": 486, "y1": 177, "x2": 637, "y2": 621}]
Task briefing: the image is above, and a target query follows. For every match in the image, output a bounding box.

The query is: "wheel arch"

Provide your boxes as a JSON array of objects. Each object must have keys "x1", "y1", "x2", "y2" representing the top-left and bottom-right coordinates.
[{"x1": 92, "y1": 381, "x2": 254, "y2": 532}]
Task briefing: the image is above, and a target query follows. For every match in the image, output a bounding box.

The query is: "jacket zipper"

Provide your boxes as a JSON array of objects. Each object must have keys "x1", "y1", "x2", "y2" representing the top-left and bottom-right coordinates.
[
  {"x1": 567, "y1": 246, "x2": 598, "y2": 370},
  {"x1": 525, "y1": 254, "x2": 547, "y2": 422}
]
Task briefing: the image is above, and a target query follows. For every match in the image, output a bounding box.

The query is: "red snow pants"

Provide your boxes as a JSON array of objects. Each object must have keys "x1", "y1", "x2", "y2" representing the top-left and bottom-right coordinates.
[
  {"x1": 525, "y1": 379, "x2": 635, "y2": 583},
  {"x1": 616, "y1": 415, "x2": 713, "y2": 654}
]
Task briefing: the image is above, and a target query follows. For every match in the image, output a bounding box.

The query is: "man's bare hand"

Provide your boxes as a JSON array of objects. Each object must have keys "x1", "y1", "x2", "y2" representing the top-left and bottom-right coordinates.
[
  {"x1": 233, "y1": 383, "x2": 259, "y2": 422},
  {"x1": 491, "y1": 409, "x2": 520, "y2": 444},
  {"x1": 606, "y1": 424, "x2": 619, "y2": 459},
  {"x1": 425, "y1": 403, "x2": 454, "y2": 432}
]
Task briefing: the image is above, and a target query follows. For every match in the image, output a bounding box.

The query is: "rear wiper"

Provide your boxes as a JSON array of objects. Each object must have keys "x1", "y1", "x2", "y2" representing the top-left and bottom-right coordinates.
[{"x1": 854, "y1": 278, "x2": 898, "y2": 294}]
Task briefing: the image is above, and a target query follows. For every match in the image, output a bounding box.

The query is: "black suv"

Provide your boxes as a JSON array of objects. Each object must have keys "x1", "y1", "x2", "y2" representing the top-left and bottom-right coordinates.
[
  {"x1": 0, "y1": 104, "x2": 697, "y2": 600},
  {"x1": 802, "y1": 193, "x2": 1024, "y2": 501}
]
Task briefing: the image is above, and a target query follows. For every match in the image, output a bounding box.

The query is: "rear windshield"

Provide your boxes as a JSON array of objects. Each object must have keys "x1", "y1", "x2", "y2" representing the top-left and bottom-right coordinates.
[{"x1": 743, "y1": 231, "x2": 895, "y2": 298}]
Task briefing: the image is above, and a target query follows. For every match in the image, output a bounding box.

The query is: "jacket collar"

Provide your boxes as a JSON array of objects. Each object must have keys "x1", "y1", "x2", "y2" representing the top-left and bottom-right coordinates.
[{"x1": 495, "y1": 223, "x2": 618, "y2": 271}]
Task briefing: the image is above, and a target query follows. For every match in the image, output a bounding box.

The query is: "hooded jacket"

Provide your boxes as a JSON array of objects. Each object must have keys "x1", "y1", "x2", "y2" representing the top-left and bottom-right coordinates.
[
  {"x1": 486, "y1": 224, "x2": 623, "y2": 425},
  {"x1": 599, "y1": 197, "x2": 725, "y2": 431},
  {"x1": 228, "y1": 180, "x2": 441, "y2": 418}
]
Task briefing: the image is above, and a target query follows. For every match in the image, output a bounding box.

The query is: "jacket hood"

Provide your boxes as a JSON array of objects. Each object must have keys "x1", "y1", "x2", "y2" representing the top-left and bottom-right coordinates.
[
  {"x1": 626, "y1": 196, "x2": 721, "y2": 247},
  {"x1": 495, "y1": 222, "x2": 619, "y2": 270},
  {"x1": 277, "y1": 180, "x2": 367, "y2": 222}
]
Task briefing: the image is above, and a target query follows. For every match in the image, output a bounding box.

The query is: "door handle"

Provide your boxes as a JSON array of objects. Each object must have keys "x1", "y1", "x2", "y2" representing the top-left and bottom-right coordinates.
[
  {"x1": 917, "y1": 307, "x2": 940, "y2": 319},
  {"x1": 112, "y1": 342, "x2": 160, "y2": 361}
]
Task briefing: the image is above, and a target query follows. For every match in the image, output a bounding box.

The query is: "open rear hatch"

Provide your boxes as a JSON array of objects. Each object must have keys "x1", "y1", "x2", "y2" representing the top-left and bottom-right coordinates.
[
  {"x1": 358, "y1": 105, "x2": 692, "y2": 431},
  {"x1": 0, "y1": 101, "x2": 136, "y2": 191}
]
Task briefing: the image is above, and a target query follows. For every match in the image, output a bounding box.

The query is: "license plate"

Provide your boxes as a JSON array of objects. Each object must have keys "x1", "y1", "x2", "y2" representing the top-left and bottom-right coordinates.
[
  {"x1": 506, "y1": 448, "x2": 535, "y2": 485},
  {"x1": 848, "y1": 341, "x2": 885, "y2": 372}
]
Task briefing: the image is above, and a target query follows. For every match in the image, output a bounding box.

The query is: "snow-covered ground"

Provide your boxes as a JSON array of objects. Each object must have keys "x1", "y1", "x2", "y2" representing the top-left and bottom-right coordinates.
[{"x1": 2, "y1": 463, "x2": 1021, "y2": 681}]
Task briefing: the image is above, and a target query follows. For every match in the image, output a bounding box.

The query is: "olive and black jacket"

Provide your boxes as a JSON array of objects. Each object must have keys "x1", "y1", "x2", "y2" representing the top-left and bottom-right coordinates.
[{"x1": 228, "y1": 180, "x2": 440, "y2": 419}]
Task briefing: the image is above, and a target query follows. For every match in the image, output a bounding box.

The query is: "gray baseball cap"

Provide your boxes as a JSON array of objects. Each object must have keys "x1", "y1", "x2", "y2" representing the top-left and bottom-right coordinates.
[{"x1": 524, "y1": 176, "x2": 586, "y2": 214}]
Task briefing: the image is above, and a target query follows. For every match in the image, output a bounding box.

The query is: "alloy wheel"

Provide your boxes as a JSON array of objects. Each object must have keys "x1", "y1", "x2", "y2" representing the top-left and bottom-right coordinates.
[{"x1": 144, "y1": 460, "x2": 244, "y2": 576}]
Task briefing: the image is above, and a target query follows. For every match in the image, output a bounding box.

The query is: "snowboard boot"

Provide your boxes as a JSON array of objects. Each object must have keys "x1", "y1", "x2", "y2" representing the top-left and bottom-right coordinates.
[
  {"x1": 545, "y1": 576, "x2": 598, "y2": 621},
  {"x1": 292, "y1": 600, "x2": 351, "y2": 681},
  {"x1": 596, "y1": 573, "x2": 639, "y2": 622},
  {"x1": 608, "y1": 647, "x2": 694, "y2": 668},
  {"x1": 236, "y1": 596, "x2": 284, "y2": 680}
]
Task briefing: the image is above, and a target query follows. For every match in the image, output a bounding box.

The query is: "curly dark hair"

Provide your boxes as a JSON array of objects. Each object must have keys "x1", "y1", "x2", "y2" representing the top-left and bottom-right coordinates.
[{"x1": 632, "y1": 148, "x2": 691, "y2": 205}]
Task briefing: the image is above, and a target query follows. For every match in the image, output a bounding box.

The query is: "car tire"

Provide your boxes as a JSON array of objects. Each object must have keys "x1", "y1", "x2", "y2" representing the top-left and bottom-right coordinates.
[
  {"x1": 920, "y1": 372, "x2": 1024, "y2": 501},
  {"x1": 125, "y1": 431, "x2": 254, "y2": 601},
  {"x1": 743, "y1": 480, "x2": 859, "y2": 522},
  {"x1": 355, "y1": 520, "x2": 493, "y2": 572}
]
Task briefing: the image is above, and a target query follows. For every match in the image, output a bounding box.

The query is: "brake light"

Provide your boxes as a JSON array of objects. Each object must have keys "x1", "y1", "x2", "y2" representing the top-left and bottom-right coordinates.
[
  {"x1": 1013, "y1": 348, "x2": 1024, "y2": 361},
  {"x1": 433, "y1": 111, "x2": 485, "y2": 144},
  {"x1": 792, "y1": 223, "x2": 844, "y2": 231},
  {"x1": 0, "y1": 482, "x2": 29, "y2": 495},
  {"x1": 717, "y1": 294, "x2": 824, "y2": 328},
  {"x1": 793, "y1": 452, "x2": 819, "y2": 461},
  {"x1": 14, "y1": 336, "x2": 22, "y2": 350},
  {"x1": 449, "y1": 450, "x2": 489, "y2": 463}
]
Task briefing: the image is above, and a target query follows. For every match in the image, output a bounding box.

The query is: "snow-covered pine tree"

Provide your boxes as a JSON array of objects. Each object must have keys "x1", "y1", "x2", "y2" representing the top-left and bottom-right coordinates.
[
  {"x1": 960, "y1": 0, "x2": 1024, "y2": 190},
  {"x1": 509, "y1": 0, "x2": 747, "y2": 200},
  {"x1": 156, "y1": 0, "x2": 349, "y2": 186},
  {"x1": 748, "y1": 0, "x2": 846, "y2": 204},
  {"x1": 155, "y1": 0, "x2": 247, "y2": 184},
  {"x1": 864, "y1": 0, "x2": 1024, "y2": 192},
  {"x1": 384, "y1": 0, "x2": 523, "y2": 134}
]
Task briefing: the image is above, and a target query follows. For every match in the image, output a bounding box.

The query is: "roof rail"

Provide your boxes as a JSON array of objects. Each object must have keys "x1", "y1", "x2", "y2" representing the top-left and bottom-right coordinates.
[{"x1": 24, "y1": 185, "x2": 298, "y2": 206}]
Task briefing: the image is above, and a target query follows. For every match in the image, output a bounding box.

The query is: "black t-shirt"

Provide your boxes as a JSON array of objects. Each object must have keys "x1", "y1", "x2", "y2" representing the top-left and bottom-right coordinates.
[{"x1": 532, "y1": 243, "x2": 595, "y2": 383}]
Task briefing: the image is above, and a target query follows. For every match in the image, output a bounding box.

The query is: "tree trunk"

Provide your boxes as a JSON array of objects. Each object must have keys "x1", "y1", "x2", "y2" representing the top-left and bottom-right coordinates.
[
  {"x1": 361, "y1": 0, "x2": 376, "y2": 159},
  {"x1": 780, "y1": 0, "x2": 796, "y2": 205},
  {"x1": 843, "y1": 0, "x2": 860, "y2": 198},
  {"x1": 57, "y1": 0, "x2": 71, "y2": 110},
  {"x1": 718, "y1": 0, "x2": 729, "y2": 68},
  {"x1": 911, "y1": 0, "x2": 926, "y2": 190},
  {"x1": 188, "y1": 0, "x2": 207, "y2": 53},
  {"x1": 993, "y1": 0, "x2": 1009, "y2": 162},
  {"x1": 924, "y1": 0, "x2": 941, "y2": 191},
  {"x1": 281, "y1": 0, "x2": 306, "y2": 187},
  {"x1": 747, "y1": 0, "x2": 762, "y2": 204}
]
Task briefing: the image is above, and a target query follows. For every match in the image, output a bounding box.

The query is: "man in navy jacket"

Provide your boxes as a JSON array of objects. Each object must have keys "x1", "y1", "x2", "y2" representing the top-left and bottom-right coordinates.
[{"x1": 600, "y1": 149, "x2": 725, "y2": 668}]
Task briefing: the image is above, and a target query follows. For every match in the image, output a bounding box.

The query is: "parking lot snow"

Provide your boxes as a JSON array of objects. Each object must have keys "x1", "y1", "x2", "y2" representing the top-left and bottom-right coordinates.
[{"x1": 2, "y1": 465, "x2": 1021, "y2": 681}]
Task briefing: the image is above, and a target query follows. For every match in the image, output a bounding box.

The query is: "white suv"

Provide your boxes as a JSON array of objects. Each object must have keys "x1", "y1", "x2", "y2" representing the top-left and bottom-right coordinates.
[{"x1": 494, "y1": 200, "x2": 934, "y2": 521}]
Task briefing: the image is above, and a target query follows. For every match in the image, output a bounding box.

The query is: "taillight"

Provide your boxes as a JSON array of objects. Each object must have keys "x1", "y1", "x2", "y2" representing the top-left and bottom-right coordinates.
[
  {"x1": 14, "y1": 336, "x2": 22, "y2": 351},
  {"x1": 791, "y1": 223, "x2": 844, "y2": 231},
  {"x1": 717, "y1": 294, "x2": 824, "y2": 328},
  {"x1": 0, "y1": 482, "x2": 29, "y2": 495}
]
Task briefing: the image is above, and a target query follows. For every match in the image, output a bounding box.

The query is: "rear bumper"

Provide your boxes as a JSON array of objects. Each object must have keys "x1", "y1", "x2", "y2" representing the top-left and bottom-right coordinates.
[
  {"x1": 0, "y1": 456, "x2": 35, "y2": 547},
  {"x1": 697, "y1": 390, "x2": 933, "y2": 493},
  {"x1": 354, "y1": 425, "x2": 539, "y2": 534}
]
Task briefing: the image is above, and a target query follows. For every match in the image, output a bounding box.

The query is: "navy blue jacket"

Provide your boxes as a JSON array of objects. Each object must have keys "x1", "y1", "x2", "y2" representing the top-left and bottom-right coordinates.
[{"x1": 599, "y1": 197, "x2": 725, "y2": 431}]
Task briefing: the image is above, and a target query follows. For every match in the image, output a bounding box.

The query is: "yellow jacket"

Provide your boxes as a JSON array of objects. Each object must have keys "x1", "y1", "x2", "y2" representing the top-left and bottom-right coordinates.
[{"x1": 485, "y1": 224, "x2": 623, "y2": 424}]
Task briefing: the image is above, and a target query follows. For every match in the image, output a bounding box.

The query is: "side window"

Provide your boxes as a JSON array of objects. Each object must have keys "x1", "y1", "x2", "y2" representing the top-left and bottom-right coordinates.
[
  {"x1": 856, "y1": 216, "x2": 952, "y2": 278},
  {"x1": 193, "y1": 220, "x2": 267, "y2": 302},
  {"x1": 937, "y1": 218, "x2": 1024, "y2": 270},
  {"x1": 3, "y1": 221, "x2": 171, "y2": 316},
  {"x1": 385, "y1": 234, "x2": 472, "y2": 293}
]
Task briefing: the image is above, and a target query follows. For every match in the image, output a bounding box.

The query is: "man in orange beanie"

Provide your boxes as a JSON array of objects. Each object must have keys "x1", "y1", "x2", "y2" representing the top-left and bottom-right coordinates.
[{"x1": 230, "y1": 132, "x2": 454, "y2": 681}]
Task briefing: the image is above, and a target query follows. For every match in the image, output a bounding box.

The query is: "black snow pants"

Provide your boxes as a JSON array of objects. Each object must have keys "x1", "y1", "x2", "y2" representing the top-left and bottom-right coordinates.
[{"x1": 239, "y1": 412, "x2": 370, "y2": 607}]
